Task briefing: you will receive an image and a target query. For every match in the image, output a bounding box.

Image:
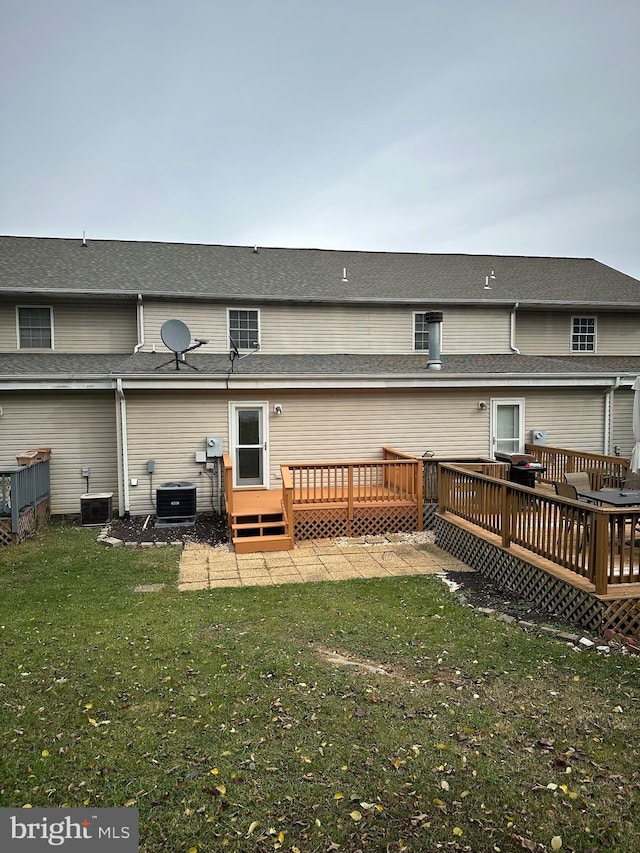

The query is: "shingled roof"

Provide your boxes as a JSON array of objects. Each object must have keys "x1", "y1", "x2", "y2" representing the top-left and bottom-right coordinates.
[
  {"x1": 2, "y1": 352, "x2": 639, "y2": 384},
  {"x1": 2, "y1": 236, "x2": 639, "y2": 307}
]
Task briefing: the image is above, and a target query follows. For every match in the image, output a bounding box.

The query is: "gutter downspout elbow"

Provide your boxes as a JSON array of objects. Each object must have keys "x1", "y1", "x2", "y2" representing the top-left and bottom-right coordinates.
[
  {"x1": 133, "y1": 293, "x2": 145, "y2": 353},
  {"x1": 510, "y1": 302, "x2": 520, "y2": 354}
]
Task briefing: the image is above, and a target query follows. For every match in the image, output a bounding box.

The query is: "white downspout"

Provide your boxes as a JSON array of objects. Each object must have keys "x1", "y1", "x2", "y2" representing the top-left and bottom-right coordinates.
[
  {"x1": 116, "y1": 378, "x2": 131, "y2": 517},
  {"x1": 510, "y1": 302, "x2": 520, "y2": 354},
  {"x1": 604, "y1": 377, "x2": 621, "y2": 456},
  {"x1": 133, "y1": 293, "x2": 145, "y2": 353}
]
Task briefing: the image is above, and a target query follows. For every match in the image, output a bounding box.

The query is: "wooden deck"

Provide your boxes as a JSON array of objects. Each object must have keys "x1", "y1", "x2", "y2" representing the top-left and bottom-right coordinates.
[{"x1": 224, "y1": 449, "x2": 423, "y2": 554}]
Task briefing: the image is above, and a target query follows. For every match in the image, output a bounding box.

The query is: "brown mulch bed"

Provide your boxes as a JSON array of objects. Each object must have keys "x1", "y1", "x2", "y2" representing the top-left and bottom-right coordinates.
[{"x1": 107, "y1": 512, "x2": 229, "y2": 547}]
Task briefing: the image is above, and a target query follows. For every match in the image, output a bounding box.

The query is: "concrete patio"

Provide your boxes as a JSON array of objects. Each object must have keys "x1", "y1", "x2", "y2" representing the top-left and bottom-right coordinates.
[{"x1": 178, "y1": 533, "x2": 473, "y2": 591}]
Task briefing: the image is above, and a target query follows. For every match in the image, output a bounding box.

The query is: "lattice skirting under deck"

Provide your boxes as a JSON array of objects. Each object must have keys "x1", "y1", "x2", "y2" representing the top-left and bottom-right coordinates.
[
  {"x1": 423, "y1": 502, "x2": 438, "y2": 530},
  {"x1": 0, "y1": 519, "x2": 12, "y2": 547},
  {"x1": 600, "y1": 598, "x2": 640, "y2": 639},
  {"x1": 294, "y1": 505, "x2": 418, "y2": 541},
  {"x1": 0, "y1": 498, "x2": 51, "y2": 547},
  {"x1": 435, "y1": 515, "x2": 612, "y2": 636}
]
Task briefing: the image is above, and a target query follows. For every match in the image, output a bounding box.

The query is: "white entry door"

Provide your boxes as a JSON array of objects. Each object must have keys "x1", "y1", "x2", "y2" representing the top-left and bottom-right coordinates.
[
  {"x1": 230, "y1": 402, "x2": 269, "y2": 488},
  {"x1": 491, "y1": 399, "x2": 525, "y2": 456}
]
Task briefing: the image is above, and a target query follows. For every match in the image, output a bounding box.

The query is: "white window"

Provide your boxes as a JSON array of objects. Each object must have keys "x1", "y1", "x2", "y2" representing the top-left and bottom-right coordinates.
[
  {"x1": 17, "y1": 306, "x2": 53, "y2": 349},
  {"x1": 571, "y1": 316, "x2": 596, "y2": 352},
  {"x1": 228, "y1": 308, "x2": 260, "y2": 351},
  {"x1": 413, "y1": 311, "x2": 429, "y2": 351}
]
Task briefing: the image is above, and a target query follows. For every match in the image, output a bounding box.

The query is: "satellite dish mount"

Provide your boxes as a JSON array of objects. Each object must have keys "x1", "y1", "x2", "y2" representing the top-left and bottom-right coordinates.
[{"x1": 156, "y1": 319, "x2": 209, "y2": 371}]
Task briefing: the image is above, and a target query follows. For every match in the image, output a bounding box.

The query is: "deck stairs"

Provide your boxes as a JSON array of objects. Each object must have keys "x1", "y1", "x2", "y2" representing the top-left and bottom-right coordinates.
[{"x1": 229, "y1": 490, "x2": 294, "y2": 554}]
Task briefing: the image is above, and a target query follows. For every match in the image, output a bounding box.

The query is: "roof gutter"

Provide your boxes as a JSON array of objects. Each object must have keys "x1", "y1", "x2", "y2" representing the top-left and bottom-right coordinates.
[
  {"x1": 510, "y1": 302, "x2": 520, "y2": 354},
  {"x1": 133, "y1": 294, "x2": 145, "y2": 353}
]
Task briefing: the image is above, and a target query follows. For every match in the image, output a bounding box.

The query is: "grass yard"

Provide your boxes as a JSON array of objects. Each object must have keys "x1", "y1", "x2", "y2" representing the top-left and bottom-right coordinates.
[{"x1": 1, "y1": 522, "x2": 639, "y2": 853}]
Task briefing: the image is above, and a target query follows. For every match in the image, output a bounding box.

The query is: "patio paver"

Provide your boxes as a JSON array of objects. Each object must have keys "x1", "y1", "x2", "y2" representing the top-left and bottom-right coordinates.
[{"x1": 178, "y1": 535, "x2": 473, "y2": 591}]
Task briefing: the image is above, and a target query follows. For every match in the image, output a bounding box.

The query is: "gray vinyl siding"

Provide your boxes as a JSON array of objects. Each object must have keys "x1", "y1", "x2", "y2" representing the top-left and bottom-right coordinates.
[
  {"x1": 0, "y1": 386, "x2": 619, "y2": 520},
  {"x1": 516, "y1": 311, "x2": 640, "y2": 355},
  {"x1": 0, "y1": 299, "x2": 137, "y2": 352},
  {"x1": 520, "y1": 389, "x2": 605, "y2": 453},
  {"x1": 611, "y1": 388, "x2": 635, "y2": 458},
  {"x1": 141, "y1": 301, "x2": 511, "y2": 354},
  {"x1": 123, "y1": 391, "x2": 230, "y2": 516},
  {"x1": 264, "y1": 387, "x2": 606, "y2": 469},
  {"x1": 0, "y1": 391, "x2": 118, "y2": 514}
]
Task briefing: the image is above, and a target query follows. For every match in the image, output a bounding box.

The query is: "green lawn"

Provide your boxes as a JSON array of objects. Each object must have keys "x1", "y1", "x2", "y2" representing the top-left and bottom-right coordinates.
[{"x1": 1, "y1": 522, "x2": 639, "y2": 852}]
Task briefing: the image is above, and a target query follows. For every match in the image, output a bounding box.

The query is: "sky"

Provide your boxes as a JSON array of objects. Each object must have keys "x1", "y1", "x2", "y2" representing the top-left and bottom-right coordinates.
[{"x1": 1, "y1": 0, "x2": 639, "y2": 279}]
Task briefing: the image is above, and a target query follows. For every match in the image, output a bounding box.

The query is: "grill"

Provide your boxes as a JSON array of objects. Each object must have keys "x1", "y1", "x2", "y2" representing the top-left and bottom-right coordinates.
[{"x1": 494, "y1": 452, "x2": 547, "y2": 488}]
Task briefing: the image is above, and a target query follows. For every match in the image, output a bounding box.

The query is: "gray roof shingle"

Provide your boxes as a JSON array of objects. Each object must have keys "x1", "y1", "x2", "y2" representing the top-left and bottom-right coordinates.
[
  {"x1": 2, "y1": 352, "x2": 639, "y2": 381},
  {"x1": 2, "y1": 236, "x2": 639, "y2": 306}
]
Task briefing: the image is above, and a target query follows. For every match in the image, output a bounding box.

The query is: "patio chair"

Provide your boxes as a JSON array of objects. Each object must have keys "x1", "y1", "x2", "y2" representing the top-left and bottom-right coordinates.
[
  {"x1": 553, "y1": 481, "x2": 591, "y2": 552},
  {"x1": 622, "y1": 472, "x2": 640, "y2": 490},
  {"x1": 563, "y1": 472, "x2": 601, "y2": 504}
]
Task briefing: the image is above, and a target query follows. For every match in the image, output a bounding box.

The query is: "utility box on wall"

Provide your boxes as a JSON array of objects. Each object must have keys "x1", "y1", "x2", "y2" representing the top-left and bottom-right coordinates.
[
  {"x1": 530, "y1": 429, "x2": 547, "y2": 445},
  {"x1": 206, "y1": 436, "x2": 223, "y2": 458}
]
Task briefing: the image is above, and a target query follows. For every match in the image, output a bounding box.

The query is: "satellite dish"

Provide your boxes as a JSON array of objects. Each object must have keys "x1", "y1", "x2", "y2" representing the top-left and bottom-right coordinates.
[
  {"x1": 161, "y1": 319, "x2": 191, "y2": 354},
  {"x1": 155, "y1": 319, "x2": 208, "y2": 372}
]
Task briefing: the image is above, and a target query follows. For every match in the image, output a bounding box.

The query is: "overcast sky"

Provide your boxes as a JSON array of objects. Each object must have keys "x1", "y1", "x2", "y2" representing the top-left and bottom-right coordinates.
[{"x1": 1, "y1": 0, "x2": 639, "y2": 278}]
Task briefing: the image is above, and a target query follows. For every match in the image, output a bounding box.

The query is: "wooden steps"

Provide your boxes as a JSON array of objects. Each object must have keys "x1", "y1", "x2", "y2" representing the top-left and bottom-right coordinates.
[{"x1": 229, "y1": 494, "x2": 294, "y2": 554}]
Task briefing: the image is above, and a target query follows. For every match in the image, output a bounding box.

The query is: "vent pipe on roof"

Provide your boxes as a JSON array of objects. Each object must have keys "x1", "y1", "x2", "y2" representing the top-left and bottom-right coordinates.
[
  {"x1": 424, "y1": 311, "x2": 443, "y2": 371},
  {"x1": 81, "y1": 231, "x2": 87, "y2": 247}
]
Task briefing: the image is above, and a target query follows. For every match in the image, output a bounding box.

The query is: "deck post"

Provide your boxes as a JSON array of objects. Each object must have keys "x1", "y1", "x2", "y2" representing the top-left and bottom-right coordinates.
[
  {"x1": 281, "y1": 465, "x2": 294, "y2": 544},
  {"x1": 415, "y1": 459, "x2": 423, "y2": 531},
  {"x1": 223, "y1": 454, "x2": 234, "y2": 516},
  {"x1": 347, "y1": 464, "x2": 354, "y2": 520},
  {"x1": 591, "y1": 511, "x2": 608, "y2": 595}
]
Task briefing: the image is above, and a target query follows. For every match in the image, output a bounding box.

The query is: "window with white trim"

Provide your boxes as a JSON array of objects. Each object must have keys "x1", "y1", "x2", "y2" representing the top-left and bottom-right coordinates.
[
  {"x1": 413, "y1": 311, "x2": 429, "y2": 351},
  {"x1": 17, "y1": 306, "x2": 53, "y2": 349},
  {"x1": 228, "y1": 309, "x2": 260, "y2": 350},
  {"x1": 571, "y1": 316, "x2": 596, "y2": 352}
]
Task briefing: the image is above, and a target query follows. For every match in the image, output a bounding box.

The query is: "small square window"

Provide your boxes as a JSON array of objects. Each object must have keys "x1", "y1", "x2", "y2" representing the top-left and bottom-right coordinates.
[
  {"x1": 413, "y1": 312, "x2": 430, "y2": 351},
  {"x1": 18, "y1": 306, "x2": 53, "y2": 349},
  {"x1": 228, "y1": 309, "x2": 259, "y2": 350},
  {"x1": 571, "y1": 316, "x2": 596, "y2": 352}
]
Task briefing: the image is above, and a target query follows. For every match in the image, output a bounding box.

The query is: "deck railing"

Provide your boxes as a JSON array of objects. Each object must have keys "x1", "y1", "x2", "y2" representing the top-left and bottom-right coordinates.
[
  {"x1": 439, "y1": 463, "x2": 640, "y2": 595},
  {"x1": 421, "y1": 454, "x2": 509, "y2": 500},
  {"x1": 525, "y1": 444, "x2": 629, "y2": 490},
  {"x1": 0, "y1": 459, "x2": 51, "y2": 542},
  {"x1": 283, "y1": 454, "x2": 422, "y2": 520}
]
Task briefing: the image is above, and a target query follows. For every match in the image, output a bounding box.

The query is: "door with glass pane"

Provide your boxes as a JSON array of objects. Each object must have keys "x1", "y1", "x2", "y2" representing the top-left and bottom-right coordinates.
[
  {"x1": 230, "y1": 403, "x2": 268, "y2": 488},
  {"x1": 491, "y1": 399, "x2": 524, "y2": 456}
]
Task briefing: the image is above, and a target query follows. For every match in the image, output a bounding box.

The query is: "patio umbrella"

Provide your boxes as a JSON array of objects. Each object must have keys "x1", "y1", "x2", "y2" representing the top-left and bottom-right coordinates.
[{"x1": 630, "y1": 376, "x2": 640, "y2": 474}]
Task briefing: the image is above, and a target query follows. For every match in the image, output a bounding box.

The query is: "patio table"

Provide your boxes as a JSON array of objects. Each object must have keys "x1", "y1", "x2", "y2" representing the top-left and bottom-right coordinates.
[{"x1": 576, "y1": 489, "x2": 640, "y2": 507}]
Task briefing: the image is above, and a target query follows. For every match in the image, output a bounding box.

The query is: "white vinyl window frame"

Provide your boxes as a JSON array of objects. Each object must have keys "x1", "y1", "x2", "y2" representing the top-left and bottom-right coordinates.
[
  {"x1": 227, "y1": 307, "x2": 261, "y2": 352},
  {"x1": 16, "y1": 305, "x2": 54, "y2": 350},
  {"x1": 570, "y1": 315, "x2": 596, "y2": 353}
]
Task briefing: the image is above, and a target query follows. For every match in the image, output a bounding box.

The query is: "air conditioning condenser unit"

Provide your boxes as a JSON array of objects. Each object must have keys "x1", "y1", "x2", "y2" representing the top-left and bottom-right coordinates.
[
  {"x1": 155, "y1": 481, "x2": 197, "y2": 527},
  {"x1": 80, "y1": 492, "x2": 113, "y2": 526}
]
